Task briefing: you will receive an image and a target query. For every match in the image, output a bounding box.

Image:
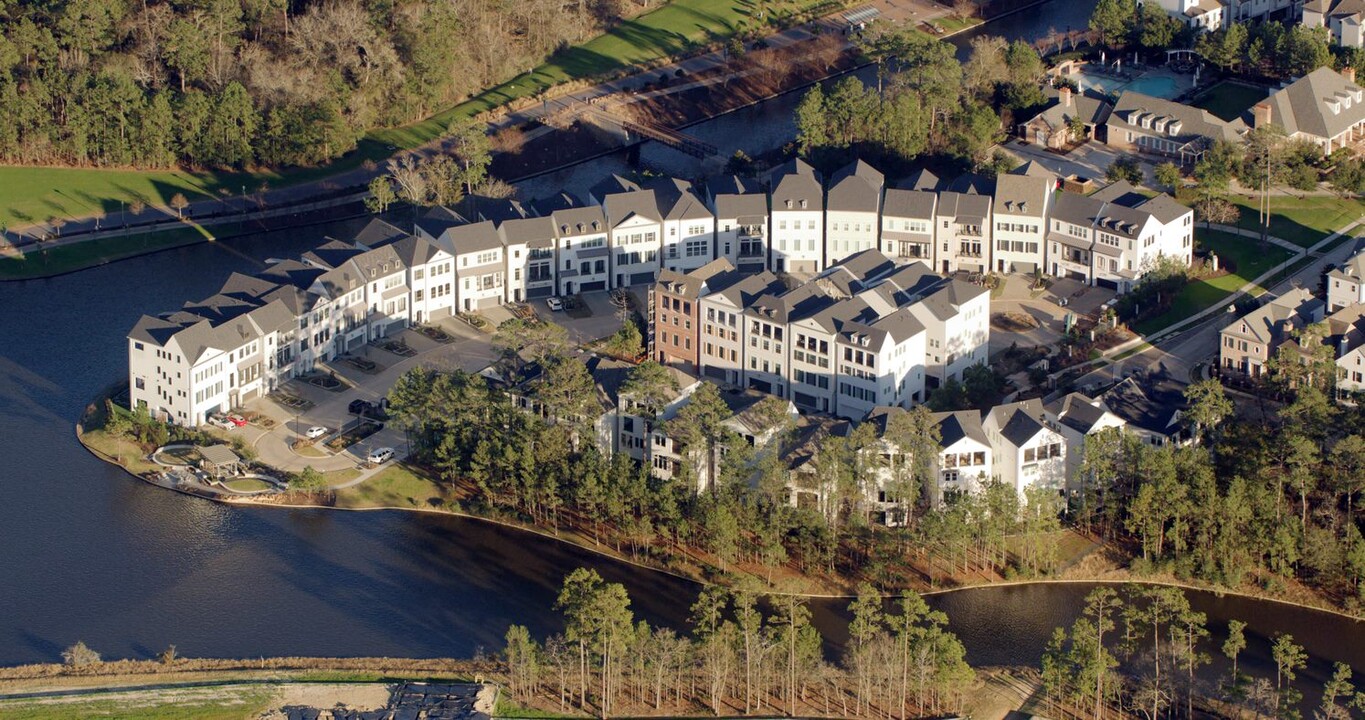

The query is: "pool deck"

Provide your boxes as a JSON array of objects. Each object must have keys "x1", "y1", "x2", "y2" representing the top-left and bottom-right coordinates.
[{"x1": 1069, "y1": 66, "x2": 1197, "y2": 101}]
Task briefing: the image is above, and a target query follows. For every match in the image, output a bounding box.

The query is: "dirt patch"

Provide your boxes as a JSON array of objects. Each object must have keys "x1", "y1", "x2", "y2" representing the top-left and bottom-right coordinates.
[
  {"x1": 262, "y1": 683, "x2": 392, "y2": 716},
  {"x1": 991, "y1": 311, "x2": 1040, "y2": 332}
]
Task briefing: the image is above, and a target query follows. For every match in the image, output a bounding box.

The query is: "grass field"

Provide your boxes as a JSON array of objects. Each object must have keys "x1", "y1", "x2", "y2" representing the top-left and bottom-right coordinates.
[
  {"x1": 334, "y1": 463, "x2": 449, "y2": 509},
  {"x1": 0, "y1": 686, "x2": 275, "y2": 720},
  {"x1": 1, "y1": 0, "x2": 834, "y2": 232},
  {"x1": 0, "y1": 224, "x2": 214, "y2": 280},
  {"x1": 1228, "y1": 195, "x2": 1363, "y2": 248},
  {"x1": 1188, "y1": 80, "x2": 1268, "y2": 122},
  {"x1": 224, "y1": 478, "x2": 274, "y2": 492},
  {"x1": 1134, "y1": 229, "x2": 1293, "y2": 335}
]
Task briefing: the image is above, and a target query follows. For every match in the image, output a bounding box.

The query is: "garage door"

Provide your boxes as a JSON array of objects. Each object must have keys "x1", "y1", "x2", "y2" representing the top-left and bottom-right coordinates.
[
  {"x1": 527, "y1": 286, "x2": 553, "y2": 299},
  {"x1": 1096, "y1": 278, "x2": 1119, "y2": 291},
  {"x1": 630, "y1": 271, "x2": 655, "y2": 285},
  {"x1": 581, "y1": 281, "x2": 607, "y2": 292}
]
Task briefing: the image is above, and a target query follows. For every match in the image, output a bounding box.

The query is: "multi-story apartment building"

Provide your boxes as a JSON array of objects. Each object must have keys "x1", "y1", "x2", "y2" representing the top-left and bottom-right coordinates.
[
  {"x1": 1219, "y1": 287, "x2": 1325, "y2": 378},
  {"x1": 983, "y1": 399, "x2": 1068, "y2": 501},
  {"x1": 1305, "y1": 0, "x2": 1365, "y2": 46},
  {"x1": 769, "y1": 159, "x2": 825, "y2": 274},
  {"x1": 825, "y1": 160, "x2": 885, "y2": 267},
  {"x1": 710, "y1": 176, "x2": 769, "y2": 273},
  {"x1": 992, "y1": 171, "x2": 1054, "y2": 275},
  {"x1": 1223, "y1": 0, "x2": 1299, "y2": 23},
  {"x1": 551, "y1": 206, "x2": 610, "y2": 295},
  {"x1": 652, "y1": 178, "x2": 716, "y2": 274},
  {"x1": 1043, "y1": 392, "x2": 1127, "y2": 489},
  {"x1": 599, "y1": 184, "x2": 664, "y2": 289},
  {"x1": 652, "y1": 258, "x2": 737, "y2": 369},
  {"x1": 881, "y1": 188, "x2": 937, "y2": 268},
  {"x1": 1327, "y1": 243, "x2": 1365, "y2": 311},
  {"x1": 935, "y1": 192, "x2": 992, "y2": 274},
  {"x1": 1047, "y1": 181, "x2": 1194, "y2": 291}
]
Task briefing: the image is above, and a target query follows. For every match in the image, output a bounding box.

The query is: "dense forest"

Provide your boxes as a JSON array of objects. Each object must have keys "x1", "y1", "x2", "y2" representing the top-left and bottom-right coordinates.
[
  {"x1": 0, "y1": 0, "x2": 623, "y2": 168},
  {"x1": 500, "y1": 572, "x2": 1363, "y2": 719}
]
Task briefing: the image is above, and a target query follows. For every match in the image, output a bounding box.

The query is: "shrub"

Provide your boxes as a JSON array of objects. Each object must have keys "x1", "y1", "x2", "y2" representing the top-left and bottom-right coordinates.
[{"x1": 61, "y1": 641, "x2": 101, "y2": 668}]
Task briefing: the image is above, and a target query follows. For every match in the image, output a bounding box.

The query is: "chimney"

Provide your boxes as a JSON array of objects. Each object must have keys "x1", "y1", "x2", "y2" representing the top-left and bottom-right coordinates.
[
  {"x1": 1345, "y1": 66, "x2": 1357, "y2": 83},
  {"x1": 1060, "y1": 85, "x2": 1073, "y2": 108},
  {"x1": 1253, "y1": 102, "x2": 1272, "y2": 128}
]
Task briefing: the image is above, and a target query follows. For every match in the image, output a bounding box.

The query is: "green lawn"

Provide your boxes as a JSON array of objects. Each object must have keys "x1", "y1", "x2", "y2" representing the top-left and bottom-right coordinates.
[
  {"x1": 0, "y1": 687, "x2": 275, "y2": 720},
  {"x1": 334, "y1": 463, "x2": 449, "y2": 509},
  {"x1": 0, "y1": 223, "x2": 214, "y2": 280},
  {"x1": 1188, "y1": 80, "x2": 1268, "y2": 122},
  {"x1": 224, "y1": 478, "x2": 274, "y2": 492},
  {"x1": 1134, "y1": 229, "x2": 1294, "y2": 335},
  {"x1": 1228, "y1": 195, "x2": 1364, "y2": 248},
  {"x1": 2, "y1": 0, "x2": 837, "y2": 231}
]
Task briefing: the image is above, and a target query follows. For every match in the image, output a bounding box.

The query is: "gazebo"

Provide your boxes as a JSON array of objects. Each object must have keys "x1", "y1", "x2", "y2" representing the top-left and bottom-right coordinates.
[{"x1": 198, "y1": 444, "x2": 242, "y2": 478}]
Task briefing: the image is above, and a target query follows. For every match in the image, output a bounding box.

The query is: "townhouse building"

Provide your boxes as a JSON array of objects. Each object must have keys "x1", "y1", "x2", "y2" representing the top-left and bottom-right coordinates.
[
  {"x1": 1043, "y1": 392, "x2": 1127, "y2": 488},
  {"x1": 1219, "y1": 287, "x2": 1324, "y2": 378},
  {"x1": 1304, "y1": 0, "x2": 1365, "y2": 46},
  {"x1": 982, "y1": 399, "x2": 1068, "y2": 501},
  {"x1": 651, "y1": 178, "x2": 716, "y2": 274},
  {"x1": 698, "y1": 272, "x2": 788, "y2": 386},
  {"x1": 430, "y1": 221, "x2": 506, "y2": 312},
  {"x1": 1099, "y1": 374, "x2": 1191, "y2": 446},
  {"x1": 824, "y1": 160, "x2": 885, "y2": 267},
  {"x1": 709, "y1": 176, "x2": 770, "y2": 273},
  {"x1": 1223, "y1": 0, "x2": 1299, "y2": 23},
  {"x1": 881, "y1": 188, "x2": 937, "y2": 268},
  {"x1": 992, "y1": 170, "x2": 1054, "y2": 275},
  {"x1": 934, "y1": 192, "x2": 992, "y2": 274},
  {"x1": 904, "y1": 277, "x2": 991, "y2": 388},
  {"x1": 929, "y1": 409, "x2": 994, "y2": 501},
  {"x1": 1329, "y1": 304, "x2": 1365, "y2": 393},
  {"x1": 389, "y1": 234, "x2": 456, "y2": 324},
  {"x1": 769, "y1": 159, "x2": 825, "y2": 274},
  {"x1": 499, "y1": 216, "x2": 558, "y2": 301},
  {"x1": 652, "y1": 258, "x2": 737, "y2": 369},
  {"x1": 1150, "y1": 0, "x2": 1225, "y2": 28},
  {"x1": 599, "y1": 184, "x2": 665, "y2": 289},
  {"x1": 1047, "y1": 181, "x2": 1194, "y2": 291},
  {"x1": 550, "y1": 206, "x2": 610, "y2": 295}
]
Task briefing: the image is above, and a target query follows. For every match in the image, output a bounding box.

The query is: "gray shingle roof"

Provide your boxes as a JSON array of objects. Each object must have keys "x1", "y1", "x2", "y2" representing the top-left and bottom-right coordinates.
[
  {"x1": 882, "y1": 188, "x2": 937, "y2": 220},
  {"x1": 994, "y1": 174, "x2": 1051, "y2": 218},
  {"x1": 1108, "y1": 91, "x2": 1247, "y2": 146},
  {"x1": 1263, "y1": 66, "x2": 1365, "y2": 141},
  {"x1": 827, "y1": 159, "x2": 884, "y2": 213}
]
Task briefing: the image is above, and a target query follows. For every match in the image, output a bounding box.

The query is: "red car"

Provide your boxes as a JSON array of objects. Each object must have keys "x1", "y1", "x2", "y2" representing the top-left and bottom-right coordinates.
[{"x1": 227, "y1": 414, "x2": 248, "y2": 427}]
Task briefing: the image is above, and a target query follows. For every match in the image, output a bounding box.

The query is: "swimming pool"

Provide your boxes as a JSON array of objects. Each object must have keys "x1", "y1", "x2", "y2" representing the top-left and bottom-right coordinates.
[{"x1": 1073, "y1": 71, "x2": 1181, "y2": 99}]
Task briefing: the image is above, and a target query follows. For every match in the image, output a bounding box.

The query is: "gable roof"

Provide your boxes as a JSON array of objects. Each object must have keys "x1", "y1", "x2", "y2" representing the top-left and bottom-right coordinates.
[
  {"x1": 1263, "y1": 66, "x2": 1365, "y2": 141},
  {"x1": 1099, "y1": 374, "x2": 1187, "y2": 435},
  {"x1": 1108, "y1": 91, "x2": 1246, "y2": 145},
  {"x1": 1225, "y1": 287, "x2": 1323, "y2": 343},
  {"x1": 994, "y1": 173, "x2": 1051, "y2": 218},
  {"x1": 770, "y1": 158, "x2": 824, "y2": 211},
  {"x1": 826, "y1": 159, "x2": 884, "y2": 213},
  {"x1": 932, "y1": 409, "x2": 990, "y2": 448}
]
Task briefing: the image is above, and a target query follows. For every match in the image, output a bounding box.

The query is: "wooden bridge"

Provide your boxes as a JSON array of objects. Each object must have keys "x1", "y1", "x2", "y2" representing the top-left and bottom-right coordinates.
[{"x1": 549, "y1": 97, "x2": 720, "y2": 159}]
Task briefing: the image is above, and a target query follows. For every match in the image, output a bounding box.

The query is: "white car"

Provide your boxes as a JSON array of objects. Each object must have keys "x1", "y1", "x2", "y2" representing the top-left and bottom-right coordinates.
[
  {"x1": 546, "y1": 297, "x2": 564, "y2": 311},
  {"x1": 367, "y1": 447, "x2": 395, "y2": 465},
  {"x1": 305, "y1": 426, "x2": 328, "y2": 440}
]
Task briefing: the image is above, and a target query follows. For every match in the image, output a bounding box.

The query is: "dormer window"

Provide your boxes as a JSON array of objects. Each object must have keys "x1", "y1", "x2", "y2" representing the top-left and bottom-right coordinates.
[
  {"x1": 800, "y1": 199, "x2": 808, "y2": 209},
  {"x1": 1328, "y1": 99, "x2": 1341, "y2": 115},
  {"x1": 785, "y1": 199, "x2": 793, "y2": 209}
]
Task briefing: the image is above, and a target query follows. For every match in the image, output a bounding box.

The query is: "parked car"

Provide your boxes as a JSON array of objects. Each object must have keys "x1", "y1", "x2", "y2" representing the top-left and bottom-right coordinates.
[
  {"x1": 305, "y1": 426, "x2": 328, "y2": 439},
  {"x1": 208, "y1": 414, "x2": 235, "y2": 430},
  {"x1": 367, "y1": 447, "x2": 394, "y2": 465},
  {"x1": 546, "y1": 297, "x2": 564, "y2": 312},
  {"x1": 348, "y1": 399, "x2": 369, "y2": 415},
  {"x1": 227, "y1": 414, "x2": 248, "y2": 427}
]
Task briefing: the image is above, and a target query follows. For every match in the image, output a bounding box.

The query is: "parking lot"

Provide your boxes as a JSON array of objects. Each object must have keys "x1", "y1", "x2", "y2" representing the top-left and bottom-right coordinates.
[
  {"x1": 530, "y1": 289, "x2": 640, "y2": 343},
  {"x1": 988, "y1": 273, "x2": 1115, "y2": 356}
]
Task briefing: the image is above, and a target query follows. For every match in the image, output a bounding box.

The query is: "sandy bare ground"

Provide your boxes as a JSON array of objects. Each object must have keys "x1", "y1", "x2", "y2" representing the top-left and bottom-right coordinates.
[
  {"x1": 258, "y1": 682, "x2": 393, "y2": 717},
  {"x1": 0, "y1": 681, "x2": 396, "y2": 718}
]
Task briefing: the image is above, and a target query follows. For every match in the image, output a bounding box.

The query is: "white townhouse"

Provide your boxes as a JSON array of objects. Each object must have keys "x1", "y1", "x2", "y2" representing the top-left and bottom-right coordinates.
[
  {"x1": 769, "y1": 159, "x2": 825, "y2": 274},
  {"x1": 613, "y1": 365, "x2": 703, "y2": 472},
  {"x1": 983, "y1": 399, "x2": 1068, "y2": 502},
  {"x1": 698, "y1": 272, "x2": 787, "y2": 385},
  {"x1": 551, "y1": 206, "x2": 610, "y2": 295},
  {"x1": 905, "y1": 278, "x2": 991, "y2": 388},
  {"x1": 741, "y1": 289, "x2": 796, "y2": 399},
  {"x1": 430, "y1": 221, "x2": 506, "y2": 312},
  {"x1": 603, "y1": 187, "x2": 665, "y2": 288},
  {"x1": 710, "y1": 177, "x2": 770, "y2": 274},
  {"x1": 388, "y1": 234, "x2": 456, "y2": 324},
  {"x1": 1223, "y1": 0, "x2": 1297, "y2": 22},
  {"x1": 929, "y1": 409, "x2": 994, "y2": 501},
  {"x1": 825, "y1": 160, "x2": 885, "y2": 267},
  {"x1": 1327, "y1": 243, "x2": 1365, "y2": 311},
  {"x1": 500, "y1": 216, "x2": 559, "y2": 301},
  {"x1": 830, "y1": 308, "x2": 927, "y2": 420},
  {"x1": 652, "y1": 178, "x2": 716, "y2": 274},
  {"x1": 935, "y1": 192, "x2": 992, "y2": 274},
  {"x1": 1304, "y1": 0, "x2": 1365, "y2": 46},
  {"x1": 1043, "y1": 392, "x2": 1127, "y2": 489},
  {"x1": 1047, "y1": 182, "x2": 1193, "y2": 292},
  {"x1": 992, "y1": 170, "x2": 1054, "y2": 275},
  {"x1": 1150, "y1": 0, "x2": 1224, "y2": 28},
  {"x1": 881, "y1": 188, "x2": 937, "y2": 268}
]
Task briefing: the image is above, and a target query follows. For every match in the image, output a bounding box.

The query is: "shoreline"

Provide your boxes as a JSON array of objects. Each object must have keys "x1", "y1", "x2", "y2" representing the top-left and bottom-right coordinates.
[{"x1": 76, "y1": 406, "x2": 1365, "y2": 624}]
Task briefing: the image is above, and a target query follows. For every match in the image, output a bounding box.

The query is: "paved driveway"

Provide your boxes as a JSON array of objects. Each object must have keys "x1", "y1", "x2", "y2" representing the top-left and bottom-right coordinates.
[{"x1": 244, "y1": 328, "x2": 498, "y2": 474}]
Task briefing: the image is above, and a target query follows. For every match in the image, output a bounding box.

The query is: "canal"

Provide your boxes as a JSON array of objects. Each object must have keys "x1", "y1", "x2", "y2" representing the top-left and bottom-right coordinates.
[{"x1": 0, "y1": 0, "x2": 1358, "y2": 707}]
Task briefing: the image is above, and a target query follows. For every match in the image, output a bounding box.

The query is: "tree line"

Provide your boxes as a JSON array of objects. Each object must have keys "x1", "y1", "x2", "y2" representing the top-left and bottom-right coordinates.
[
  {"x1": 793, "y1": 28, "x2": 1045, "y2": 174},
  {"x1": 0, "y1": 0, "x2": 626, "y2": 169},
  {"x1": 501, "y1": 568, "x2": 973, "y2": 718},
  {"x1": 1042, "y1": 584, "x2": 1364, "y2": 720}
]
